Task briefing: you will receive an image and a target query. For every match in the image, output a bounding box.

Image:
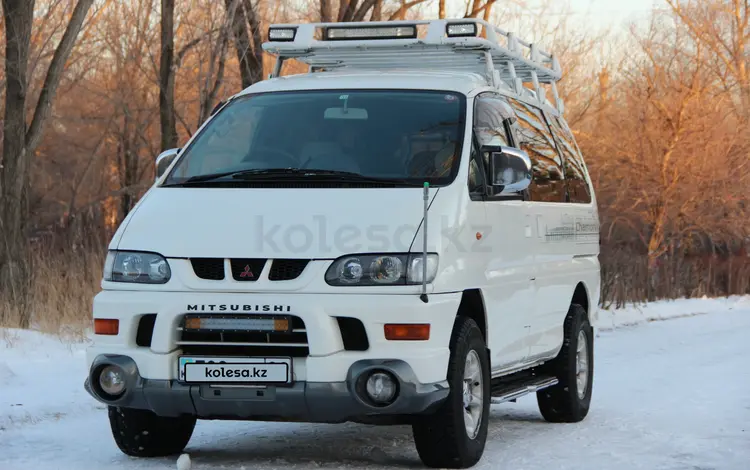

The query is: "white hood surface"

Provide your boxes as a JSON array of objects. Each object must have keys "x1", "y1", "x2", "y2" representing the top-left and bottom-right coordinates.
[{"x1": 115, "y1": 187, "x2": 437, "y2": 259}]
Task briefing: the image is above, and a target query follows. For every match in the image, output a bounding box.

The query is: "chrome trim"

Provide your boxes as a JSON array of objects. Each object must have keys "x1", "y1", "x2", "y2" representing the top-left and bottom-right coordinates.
[
  {"x1": 491, "y1": 358, "x2": 548, "y2": 379},
  {"x1": 175, "y1": 327, "x2": 306, "y2": 333},
  {"x1": 490, "y1": 377, "x2": 558, "y2": 405},
  {"x1": 175, "y1": 341, "x2": 309, "y2": 347}
]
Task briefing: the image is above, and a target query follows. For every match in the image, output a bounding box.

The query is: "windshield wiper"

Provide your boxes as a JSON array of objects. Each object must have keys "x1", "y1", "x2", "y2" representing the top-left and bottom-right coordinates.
[{"x1": 164, "y1": 168, "x2": 426, "y2": 186}]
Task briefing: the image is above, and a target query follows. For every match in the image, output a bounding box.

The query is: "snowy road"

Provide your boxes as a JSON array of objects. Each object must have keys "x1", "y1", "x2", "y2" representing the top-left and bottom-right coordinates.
[{"x1": 1, "y1": 298, "x2": 749, "y2": 470}]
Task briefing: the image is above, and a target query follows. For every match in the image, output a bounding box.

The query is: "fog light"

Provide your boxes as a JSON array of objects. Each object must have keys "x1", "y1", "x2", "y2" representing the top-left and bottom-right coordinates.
[
  {"x1": 365, "y1": 371, "x2": 397, "y2": 405},
  {"x1": 99, "y1": 365, "x2": 126, "y2": 397}
]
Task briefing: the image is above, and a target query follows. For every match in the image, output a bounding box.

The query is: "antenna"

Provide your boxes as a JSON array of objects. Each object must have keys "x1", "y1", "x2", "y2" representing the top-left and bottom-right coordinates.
[{"x1": 420, "y1": 182, "x2": 429, "y2": 304}]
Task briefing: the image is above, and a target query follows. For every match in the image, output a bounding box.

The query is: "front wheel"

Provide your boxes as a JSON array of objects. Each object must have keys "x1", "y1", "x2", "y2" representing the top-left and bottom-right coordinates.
[
  {"x1": 412, "y1": 316, "x2": 491, "y2": 468},
  {"x1": 536, "y1": 303, "x2": 594, "y2": 422},
  {"x1": 108, "y1": 406, "x2": 196, "y2": 457}
]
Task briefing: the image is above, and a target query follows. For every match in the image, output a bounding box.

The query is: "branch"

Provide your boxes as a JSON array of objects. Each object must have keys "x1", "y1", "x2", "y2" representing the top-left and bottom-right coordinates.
[
  {"x1": 388, "y1": 0, "x2": 428, "y2": 20},
  {"x1": 25, "y1": 0, "x2": 96, "y2": 155}
]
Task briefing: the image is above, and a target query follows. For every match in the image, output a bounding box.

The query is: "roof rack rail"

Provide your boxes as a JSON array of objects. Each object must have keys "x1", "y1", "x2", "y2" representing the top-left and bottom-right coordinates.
[{"x1": 262, "y1": 18, "x2": 565, "y2": 114}]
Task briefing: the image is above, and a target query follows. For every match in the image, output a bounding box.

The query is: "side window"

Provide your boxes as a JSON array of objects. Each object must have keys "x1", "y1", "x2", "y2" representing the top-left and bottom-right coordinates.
[
  {"x1": 468, "y1": 139, "x2": 485, "y2": 198},
  {"x1": 472, "y1": 93, "x2": 513, "y2": 188},
  {"x1": 549, "y1": 116, "x2": 592, "y2": 204},
  {"x1": 506, "y1": 98, "x2": 566, "y2": 203}
]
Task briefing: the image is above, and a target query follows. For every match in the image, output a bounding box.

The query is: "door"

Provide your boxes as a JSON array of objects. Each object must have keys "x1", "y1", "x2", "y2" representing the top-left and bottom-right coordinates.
[
  {"x1": 471, "y1": 93, "x2": 535, "y2": 372},
  {"x1": 505, "y1": 97, "x2": 571, "y2": 362}
]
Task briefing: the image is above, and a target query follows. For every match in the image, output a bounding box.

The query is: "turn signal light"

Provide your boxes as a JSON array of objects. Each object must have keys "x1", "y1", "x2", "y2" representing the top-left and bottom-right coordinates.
[
  {"x1": 94, "y1": 318, "x2": 119, "y2": 335},
  {"x1": 384, "y1": 324, "x2": 430, "y2": 341}
]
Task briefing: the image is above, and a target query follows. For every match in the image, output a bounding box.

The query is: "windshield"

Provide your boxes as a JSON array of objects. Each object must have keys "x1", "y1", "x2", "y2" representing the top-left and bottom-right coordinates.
[{"x1": 163, "y1": 89, "x2": 466, "y2": 186}]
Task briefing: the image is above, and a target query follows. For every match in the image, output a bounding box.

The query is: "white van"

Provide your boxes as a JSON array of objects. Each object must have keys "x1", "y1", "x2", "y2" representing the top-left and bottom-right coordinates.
[{"x1": 84, "y1": 18, "x2": 600, "y2": 469}]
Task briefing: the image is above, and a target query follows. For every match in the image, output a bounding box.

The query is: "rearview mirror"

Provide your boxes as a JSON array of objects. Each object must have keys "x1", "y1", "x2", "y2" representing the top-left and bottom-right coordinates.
[
  {"x1": 324, "y1": 107, "x2": 368, "y2": 120},
  {"x1": 155, "y1": 148, "x2": 180, "y2": 181},
  {"x1": 486, "y1": 145, "x2": 532, "y2": 194}
]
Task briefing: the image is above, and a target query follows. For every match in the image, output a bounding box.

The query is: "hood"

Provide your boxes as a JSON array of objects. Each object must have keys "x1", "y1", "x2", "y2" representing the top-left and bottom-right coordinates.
[{"x1": 115, "y1": 186, "x2": 438, "y2": 259}]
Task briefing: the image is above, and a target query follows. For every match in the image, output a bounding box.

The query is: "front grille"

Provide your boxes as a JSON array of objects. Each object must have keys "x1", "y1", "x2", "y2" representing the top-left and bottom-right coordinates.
[
  {"x1": 269, "y1": 259, "x2": 309, "y2": 281},
  {"x1": 189, "y1": 258, "x2": 311, "y2": 282},
  {"x1": 230, "y1": 258, "x2": 266, "y2": 281},
  {"x1": 176, "y1": 315, "x2": 309, "y2": 357},
  {"x1": 191, "y1": 258, "x2": 225, "y2": 280}
]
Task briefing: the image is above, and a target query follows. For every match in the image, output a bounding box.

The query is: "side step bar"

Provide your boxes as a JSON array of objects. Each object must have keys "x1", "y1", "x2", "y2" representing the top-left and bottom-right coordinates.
[{"x1": 490, "y1": 376, "x2": 558, "y2": 405}]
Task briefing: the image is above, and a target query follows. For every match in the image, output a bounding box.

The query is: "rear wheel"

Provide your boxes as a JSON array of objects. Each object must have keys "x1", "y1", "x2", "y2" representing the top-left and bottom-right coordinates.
[
  {"x1": 108, "y1": 406, "x2": 196, "y2": 457},
  {"x1": 536, "y1": 303, "x2": 593, "y2": 422},
  {"x1": 412, "y1": 316, "x2": 490, "y2": 468}
]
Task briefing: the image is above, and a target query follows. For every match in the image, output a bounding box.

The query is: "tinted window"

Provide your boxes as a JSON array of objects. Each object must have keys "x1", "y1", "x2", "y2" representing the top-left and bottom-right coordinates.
[
  {"x1": 549, "y1": 116, "x2": 592, "y2": 204},
  {"x1": 506, "y1": 98, "x2": 566, "y2": 203},
  {"x1": 468, "y1": 140, "x2": 485, "y2": 197},
  {"x1": 164, "y1": 90, "x2": 466, "y2": 187},
  {"x1": 473, "y1": 93, "x2": 513, "y2": 188}
]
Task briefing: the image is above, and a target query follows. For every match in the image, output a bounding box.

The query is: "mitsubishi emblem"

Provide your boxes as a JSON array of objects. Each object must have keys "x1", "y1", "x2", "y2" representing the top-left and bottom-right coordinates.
[{"x1": 239, "y1": 265, "x2": 254, "y2": 278}]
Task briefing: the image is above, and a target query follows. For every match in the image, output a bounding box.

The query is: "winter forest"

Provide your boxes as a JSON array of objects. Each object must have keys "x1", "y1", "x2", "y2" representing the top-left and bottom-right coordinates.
[{"x1": 0, "y1": 0, "x2": 748, "y2": 335}]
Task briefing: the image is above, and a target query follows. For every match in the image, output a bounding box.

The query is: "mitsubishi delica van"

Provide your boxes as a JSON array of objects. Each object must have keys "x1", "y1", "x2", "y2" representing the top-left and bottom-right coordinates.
[{"x1": 84, "y1": 18, "x2": 600, "y2": 469}]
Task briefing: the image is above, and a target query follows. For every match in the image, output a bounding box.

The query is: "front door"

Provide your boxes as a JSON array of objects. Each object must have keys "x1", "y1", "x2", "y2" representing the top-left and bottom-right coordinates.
[{"x1": 471, "y1": 93, "x2": 535, "y2": 372}]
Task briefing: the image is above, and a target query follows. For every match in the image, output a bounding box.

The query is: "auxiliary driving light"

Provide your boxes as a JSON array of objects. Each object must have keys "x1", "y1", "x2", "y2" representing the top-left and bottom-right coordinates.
[
  {"x1": 365, "y1": 371, "x2": 398, "y2": 405},
  {"x1": 99, "y1": 365, "x2": 126, "y2": 397}
]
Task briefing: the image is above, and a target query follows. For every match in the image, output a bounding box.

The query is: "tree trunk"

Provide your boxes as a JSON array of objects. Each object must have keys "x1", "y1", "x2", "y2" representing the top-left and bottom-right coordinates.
[
  {"x1": 159, "y1": 0, "x2": 178, "y2": 151},
  {"x1": 371, "y1": 0, "x2": 382, "y2": 20},
  {"x1": 0, "y1": 0, "x2": 95, "y2": 326},
  {"x1": 439, "y1": 0, "x2": 446, "y2": 19},
  {"x1": 25, "y1": 0, "x2": 96, "y2": 154},
  {"x1": 0, "y1": 0, "x2": 35, "y2": 326},
  {"x1": 243, "y1": 0, "x2": 265, "y2": 83},
  {"x1": 225, "y1": 0, "x2": 254, "y2": 89},
  {"x1": 321, "y1": 0, "x2": 333, "y2": 22}
]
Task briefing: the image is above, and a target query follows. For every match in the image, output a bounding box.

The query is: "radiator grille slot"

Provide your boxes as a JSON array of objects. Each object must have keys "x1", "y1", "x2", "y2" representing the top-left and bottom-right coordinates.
[
  {"x1": 269, "y1": 259, "x2": 309, "y2": 281},
  {"x1": 190, "y1": 258, "x2": 225, "y2": 280}
]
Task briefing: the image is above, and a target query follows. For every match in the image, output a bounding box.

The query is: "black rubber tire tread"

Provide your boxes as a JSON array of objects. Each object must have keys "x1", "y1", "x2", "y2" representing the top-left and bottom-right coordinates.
[
  {"x1": 412, "y1": 316, "x2": 491, "y2": 468},
  {"x1": 536, "y1": 303, "x2": 594, "y2": 423},
  {"x1": 108, "y1": 406, "x2": 197, "y2": 457}
]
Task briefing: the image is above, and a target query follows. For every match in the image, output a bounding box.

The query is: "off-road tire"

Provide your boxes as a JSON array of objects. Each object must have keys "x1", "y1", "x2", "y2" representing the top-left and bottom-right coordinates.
[
  {"x1": 536, "y1": 303, "x2": 593, "y2": 423},
  {"x1": 108, "y1": 406, "x2": 197, "y2": 457},
  {"x1": 412, "y1": 316, "x2": 491, "y2": 468}
]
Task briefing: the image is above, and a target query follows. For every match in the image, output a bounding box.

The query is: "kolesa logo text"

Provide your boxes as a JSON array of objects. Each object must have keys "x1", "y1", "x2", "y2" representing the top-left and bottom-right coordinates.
[
  {"x1": 186, "y1": 304, "x2": 291, "y2": 312},
  {"x1": 205, "y1": 366, "x2": 267, "y2": 378}
]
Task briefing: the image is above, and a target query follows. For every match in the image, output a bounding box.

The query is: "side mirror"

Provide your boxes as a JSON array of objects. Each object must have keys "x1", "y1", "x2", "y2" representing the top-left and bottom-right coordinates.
[
  {"x1": 155, "y1": 148, "x2": 180, "y2": 181},
  {"x1": 486, "y1": 145, "x2": 532, "y2": 194}
]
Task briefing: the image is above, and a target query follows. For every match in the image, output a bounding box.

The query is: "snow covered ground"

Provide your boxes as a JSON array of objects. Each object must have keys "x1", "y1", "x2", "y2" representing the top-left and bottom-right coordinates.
[{"x1": 1, "y1": 296, "x2": 749, "y2": 470}]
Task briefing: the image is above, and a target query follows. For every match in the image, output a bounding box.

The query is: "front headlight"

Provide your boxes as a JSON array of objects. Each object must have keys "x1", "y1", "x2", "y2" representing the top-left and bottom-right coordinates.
[
  {"x1": 103, "y1": 251, "x2": 171, "y2": 284},
  {"x1": 325, "y1": 253, "x2": 438, "y2": 286}
]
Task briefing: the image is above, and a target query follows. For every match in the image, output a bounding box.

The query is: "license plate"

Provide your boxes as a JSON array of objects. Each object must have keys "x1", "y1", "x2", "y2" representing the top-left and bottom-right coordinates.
[{"x1": 178, "y1": 356, "x2": 292, "y2": 384}]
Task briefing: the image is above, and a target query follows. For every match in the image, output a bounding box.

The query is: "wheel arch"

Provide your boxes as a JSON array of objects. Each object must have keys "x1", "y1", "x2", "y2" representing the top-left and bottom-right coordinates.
[
  {"x1": 571, "y1": 281, "x2": 590, "y2": 322},
  {"x1": 456, "y1": 289, "x2": 488, "y2": 343}
]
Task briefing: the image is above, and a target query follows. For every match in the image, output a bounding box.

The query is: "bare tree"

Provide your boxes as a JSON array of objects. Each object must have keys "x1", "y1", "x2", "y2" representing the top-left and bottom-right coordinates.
[
  {"x1": 225, "y1": 0, "x2": 263, "y2": 89},
  {"x1": 666, "y1": 0, "x2": 749, "y2": 120},
  {"x1": 160, "y1": 0, "x2": 178, "y2": 151},
  {"x1": 0, "y1": 0, "x2": 95, "y2": 326}
]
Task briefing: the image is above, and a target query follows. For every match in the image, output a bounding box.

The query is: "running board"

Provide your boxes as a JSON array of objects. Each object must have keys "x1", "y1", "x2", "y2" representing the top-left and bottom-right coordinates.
[{"x1": 490, "y1": 376, "x2": 558, "y2": 404}]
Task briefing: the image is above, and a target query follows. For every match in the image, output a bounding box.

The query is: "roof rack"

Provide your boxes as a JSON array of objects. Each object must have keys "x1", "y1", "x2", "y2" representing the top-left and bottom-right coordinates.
[{"x1": 262, "y1": 18, "x2": 565, "y2": 114}]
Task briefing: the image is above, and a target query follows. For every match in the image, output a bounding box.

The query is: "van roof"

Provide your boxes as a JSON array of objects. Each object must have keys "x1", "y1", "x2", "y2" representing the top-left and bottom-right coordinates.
[
  {"x1": 237, "y1": 70, "x2": 492, "y2": 96},
  {"x1": 234, "y1": 69, "x2": 560, "y2": 116}
]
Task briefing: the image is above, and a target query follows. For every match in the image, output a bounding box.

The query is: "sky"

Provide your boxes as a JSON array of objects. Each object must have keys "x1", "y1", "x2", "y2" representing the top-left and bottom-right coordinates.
[
  {"x1": 444, "y1": 0, "x2": 662, "y2": 30},
  {"x1": 568, "y1": 0, "x2": 663, "y2": 24}
]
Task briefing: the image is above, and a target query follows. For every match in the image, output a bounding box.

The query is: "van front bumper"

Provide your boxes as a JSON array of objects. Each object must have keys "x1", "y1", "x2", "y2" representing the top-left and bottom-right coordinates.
[{"x1": 84, "y1": 354, "x2": 449, "y2": 423}]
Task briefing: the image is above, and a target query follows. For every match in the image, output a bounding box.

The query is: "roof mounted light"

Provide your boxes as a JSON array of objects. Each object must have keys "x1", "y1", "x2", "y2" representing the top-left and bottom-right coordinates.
[
  {"x1": 268, "y1": 27, "x2": 296, "y2": 42},
  {"x1": 324, "y1": 25, "x2": 417, "y2": 41},
  {"x1": 446, "y1": 23, "x2": 477, "y2": 38}
]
